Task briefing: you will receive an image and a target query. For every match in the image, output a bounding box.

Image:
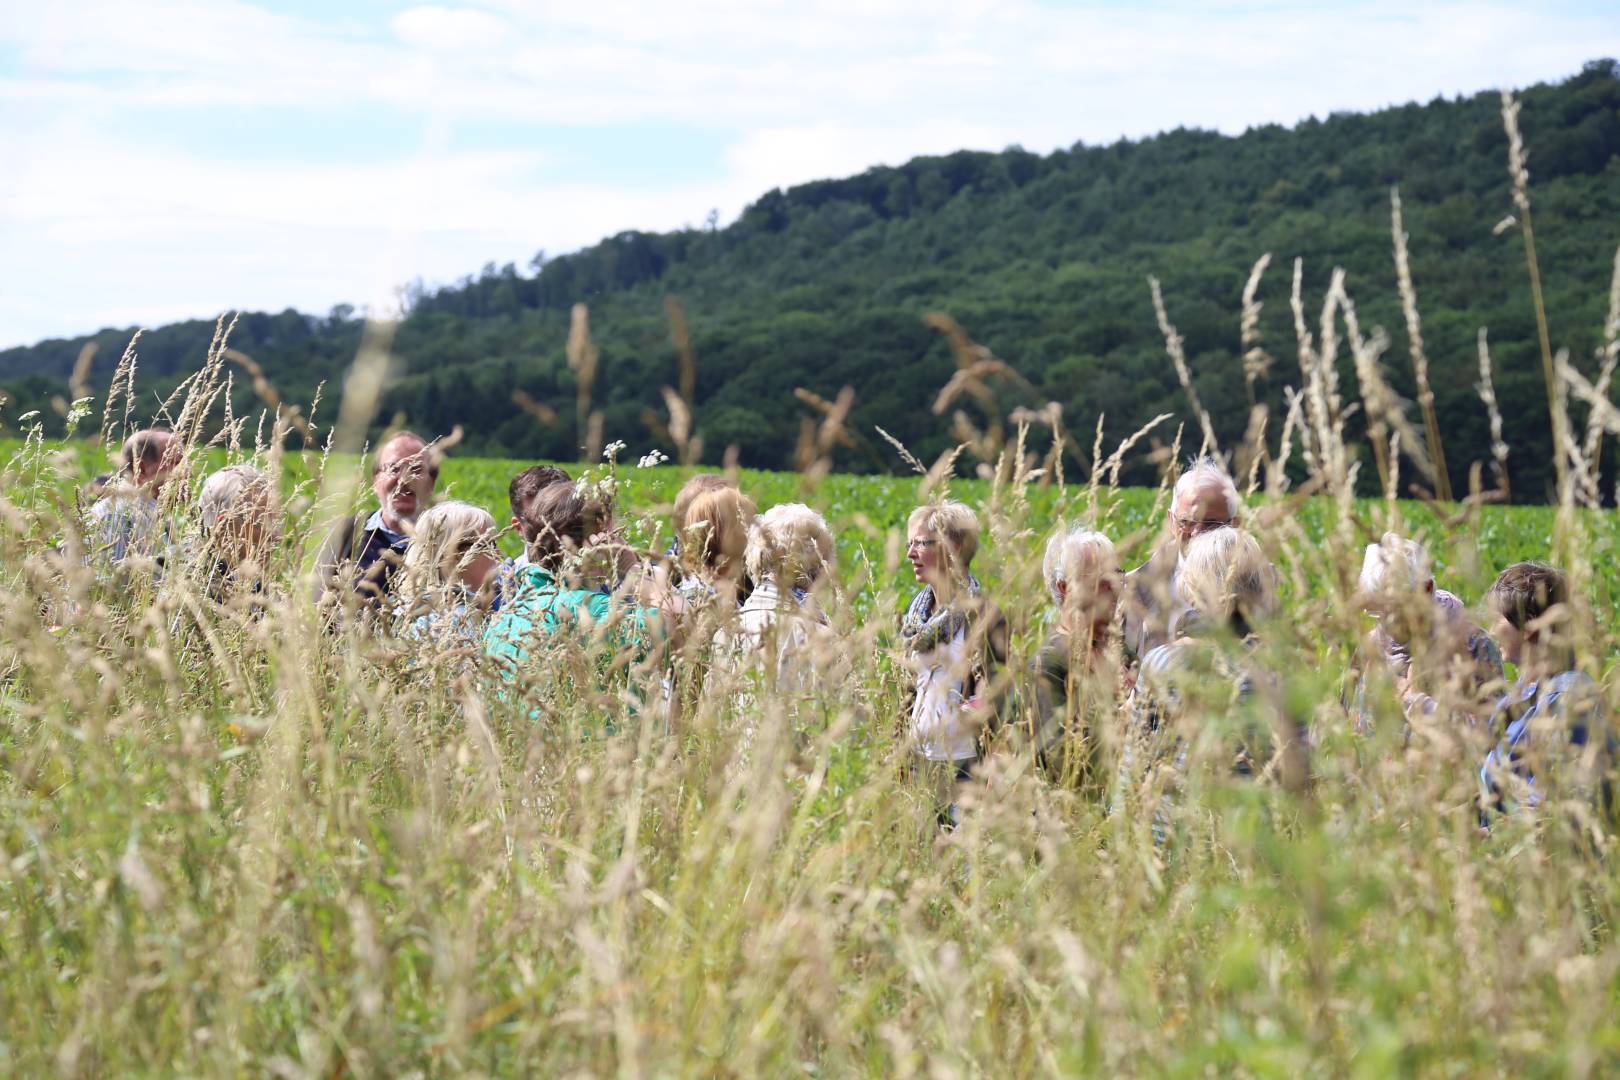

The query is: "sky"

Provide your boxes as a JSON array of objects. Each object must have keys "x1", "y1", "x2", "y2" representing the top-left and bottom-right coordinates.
[{"x1": 2, "y1": 0, "x2": 1617, "y2": 350}]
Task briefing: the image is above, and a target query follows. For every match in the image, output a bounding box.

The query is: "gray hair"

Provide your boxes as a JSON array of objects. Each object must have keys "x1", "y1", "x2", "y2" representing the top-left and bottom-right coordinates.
[
  {"x1": 746, "y1": 503, "x2": 834, "y2": 589},
  {"x1": 199, "y1": 465, "x2": 271, "y2": 533},
  {"x1": 1172, "y1": 456, "x2": 1240, "y2": 520},
  {"x1": 1042, "y1": 526, "x2": 1116, "y2": 603},
  {"x1": 1359, "y1": 532, "x2": 1432, "y2": 595}
]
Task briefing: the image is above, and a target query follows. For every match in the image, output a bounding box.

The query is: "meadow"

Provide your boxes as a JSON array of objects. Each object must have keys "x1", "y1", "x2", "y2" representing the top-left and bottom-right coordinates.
[{"x1": 2, "y1": 408, "x2": 1619, "y2": 1076}]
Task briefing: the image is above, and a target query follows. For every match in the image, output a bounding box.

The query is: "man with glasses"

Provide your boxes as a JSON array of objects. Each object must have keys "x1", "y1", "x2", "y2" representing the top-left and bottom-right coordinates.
[
  {"x1": 313, "y1": 430, "x2": 441, "y2": 613},
  {"x1": 1121, "y1": 456, "x2": 1239, "y2": 664}
]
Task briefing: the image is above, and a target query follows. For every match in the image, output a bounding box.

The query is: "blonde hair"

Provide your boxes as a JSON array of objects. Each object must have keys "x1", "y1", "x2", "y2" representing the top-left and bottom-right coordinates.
[
  {"x1": 672, "y1": 474, "x2": 734, "y2": 538},
  {"x1": 907, "y1": 501, "x2": 980, "y2": 568},
  {"x1": 746, "y1": 503, "x2": 834, "y2": 589},
  {"x1": 1042, "y1": 526, "x2": 1116, "y2": 603},
  {"x1": 681, "y1": 486, "x2": 756, "y2": 583},
  {"x1": 1359, "y1": 532, "x2": 1432, "y2": 595},
  {"x1": 400, "y1": 500, "x2": 497, "y2": 589},
  {"x1": 1177, "y1": 527, "x2": 1277, "y2": 630},
  {"x1": 199, "y1": 465, "x2": 274, "y2": 536}
]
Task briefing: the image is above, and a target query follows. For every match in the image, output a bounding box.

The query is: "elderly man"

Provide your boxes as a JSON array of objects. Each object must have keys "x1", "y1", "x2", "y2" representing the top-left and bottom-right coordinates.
[
  {"x1": 1120, "y1": 456, "x2": 1239, "y2": 663},
  {"x1": 313, "y1": 431, "x2": 440, "y2": 609},
  {"x1": 86, "y1": 428, "x2": 178, "y2": 565}
]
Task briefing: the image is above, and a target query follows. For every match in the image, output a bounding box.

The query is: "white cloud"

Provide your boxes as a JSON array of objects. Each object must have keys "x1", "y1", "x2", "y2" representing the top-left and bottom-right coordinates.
[
  {"x1": 3, "y1": 0, "x2": 1619, "y2": 346},
  {"x1": 392, "y1": 6, "x2": 510, "y2": 51}
]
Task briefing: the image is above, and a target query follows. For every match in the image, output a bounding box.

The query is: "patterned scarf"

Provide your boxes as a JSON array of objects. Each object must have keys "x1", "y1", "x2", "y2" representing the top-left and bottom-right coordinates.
[{"x1": 901, "y1": 575, "x2": 983, "y2": 656}]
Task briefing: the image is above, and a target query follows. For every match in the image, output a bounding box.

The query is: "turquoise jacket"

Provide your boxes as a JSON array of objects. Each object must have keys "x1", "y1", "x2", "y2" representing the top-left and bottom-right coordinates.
[{"x1": 482, "y1": 564, "x2": 655, "y2": 679}]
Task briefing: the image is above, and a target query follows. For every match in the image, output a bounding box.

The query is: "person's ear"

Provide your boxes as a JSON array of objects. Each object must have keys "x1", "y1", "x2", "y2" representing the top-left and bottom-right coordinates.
[{"x1": 1054, "y1": 580, "x2": 1068, "y2": 603}]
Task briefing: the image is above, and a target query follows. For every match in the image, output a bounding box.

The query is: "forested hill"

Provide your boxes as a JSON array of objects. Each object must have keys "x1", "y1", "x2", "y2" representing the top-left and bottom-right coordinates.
[{"x1": 6, "y1": 61, "x2": 1620, "y2": 500}]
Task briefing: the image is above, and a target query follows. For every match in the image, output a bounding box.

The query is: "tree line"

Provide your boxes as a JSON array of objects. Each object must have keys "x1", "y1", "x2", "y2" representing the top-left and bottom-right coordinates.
[{"x1": 3, "y1": 60, "x2": 1619, "y2": 502}]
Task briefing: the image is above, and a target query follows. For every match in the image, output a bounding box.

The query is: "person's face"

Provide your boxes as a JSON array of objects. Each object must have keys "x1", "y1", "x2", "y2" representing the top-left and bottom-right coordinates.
[
  {"x1": 1363, "y1": 579, "x2": 1435, "y2": 647},
  {"x1": 136, "y1": 441, "x2": 176, "y2": 491},
  {"x1": 1170, "y1": 484, "x2": 1234, "y2": 553},
  {"x1": 907, "y1": 527, "x2": 947, "y2": 586},
  {"x1": 1492, "y1": 610, "x2": 1523, "y2": 666},
  {"x1": 458, "y1": 547, "x2": 500, "y2": 592},
  {"x1": 373, "y1": 441, "x2": 435, "y2": 530},
  {"x1": 1059, "y1": 561, "x2": 1119, "y2": 635}
]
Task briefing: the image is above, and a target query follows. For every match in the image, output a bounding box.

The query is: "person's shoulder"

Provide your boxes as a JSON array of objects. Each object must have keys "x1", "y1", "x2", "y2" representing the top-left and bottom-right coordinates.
[{"x1": 1124, "y1": 545, "x2": 1174, "y2": 588}]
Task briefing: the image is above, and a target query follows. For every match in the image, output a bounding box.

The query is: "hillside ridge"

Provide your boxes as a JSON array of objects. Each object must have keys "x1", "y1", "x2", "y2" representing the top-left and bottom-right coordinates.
[{"x1": 4, "y1": 60, "x2": 1619, "y2": 501}]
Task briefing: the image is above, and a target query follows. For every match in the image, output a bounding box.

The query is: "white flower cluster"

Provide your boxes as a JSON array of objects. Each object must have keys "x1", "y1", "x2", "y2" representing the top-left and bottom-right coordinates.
[
  {"x1": 602, "y1": 440, "x2": 628, "y2": 462},
  {"x1": 636, "y1": 449, "x2": 669, "y2": 469}
]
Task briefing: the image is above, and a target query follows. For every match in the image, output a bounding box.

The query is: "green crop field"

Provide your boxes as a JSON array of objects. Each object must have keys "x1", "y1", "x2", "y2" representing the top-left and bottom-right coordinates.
[{"x1": 3, "y1": 415, "x2": 1620, "y2": 1074}]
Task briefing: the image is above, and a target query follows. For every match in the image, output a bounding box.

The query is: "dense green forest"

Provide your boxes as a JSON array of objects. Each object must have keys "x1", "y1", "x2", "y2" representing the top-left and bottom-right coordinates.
[{"x1": 5, "y1": 61, "x2": 1620, "y2": 500}]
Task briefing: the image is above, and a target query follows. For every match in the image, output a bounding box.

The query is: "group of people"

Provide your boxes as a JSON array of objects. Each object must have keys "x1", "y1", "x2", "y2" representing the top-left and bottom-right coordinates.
[{"x1": 77, "y1": 427, "x2": 1612, "y2": 829}]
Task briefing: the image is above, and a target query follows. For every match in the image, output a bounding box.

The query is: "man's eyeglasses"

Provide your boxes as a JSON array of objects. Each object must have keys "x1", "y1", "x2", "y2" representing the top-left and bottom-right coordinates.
[
  {"x1": 906, "y1": 537, "x2": 940, "y2": 552},
  {"x1": 376, "y1": 458, "x2": 435, "y2": 480},
  {"x1": 1173, "y1": 514, "x2": 1230, "y2": 536}
]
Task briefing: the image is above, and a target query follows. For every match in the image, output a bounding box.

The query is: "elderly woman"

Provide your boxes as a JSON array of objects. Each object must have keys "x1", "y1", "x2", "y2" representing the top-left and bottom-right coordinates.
[
  {"x1": 1022, "y1": 527, "x2": 1124, "y2": 784},
  {"x1": 901, "y1": 501, "x2": 1007, "y2": 821},
  {"x1": 714, "y1": 502, "x2": 837, "y2": 694},
  {"x1": 395, "y1": 501, "x2": 501, "y2": 647},
  {"x1": 1479, "y1": 562, "x2": 1609, "y2": 819},
  {"x1": 1127, "y1": 527, "x2": 1307, "y2": 797},
  {"x1": 197, "y1": 464, "x2": 281, "y2": 599},
  {"x1": 1354, "y1": 533, "x2": 1503, "y2": 727}
]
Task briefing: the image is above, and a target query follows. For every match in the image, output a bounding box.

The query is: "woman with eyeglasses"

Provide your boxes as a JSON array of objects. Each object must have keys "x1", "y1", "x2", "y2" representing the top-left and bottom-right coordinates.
[
  {"x1": 900, "y1": 500, "x2": 1007, "y2": 826},
  {"x1": 1121, "y1": 456, "x2": 1240, "y2": 665}
]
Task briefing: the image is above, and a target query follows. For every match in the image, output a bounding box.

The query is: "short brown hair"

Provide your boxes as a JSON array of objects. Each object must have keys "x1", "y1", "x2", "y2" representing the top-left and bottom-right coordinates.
[
  {"x1": 508, "y1": 464, "x2": 570, "y2": 522},
  {"x1": 119, "y1": 428, "x2": 173, "y2": 476},
  {"x1": 522, "y1": 483, "x2": 612, "y2": 571},
  {"x1": 1489, "y1": 561, "x2": 1568, "y2": 631}
]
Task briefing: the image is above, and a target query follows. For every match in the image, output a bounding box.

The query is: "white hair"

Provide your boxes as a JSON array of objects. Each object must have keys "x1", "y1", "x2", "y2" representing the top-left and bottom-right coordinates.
[
  {"x1": 1172, "y1": 456, "x2": 1240, "y2": 520},
  {"x1": 400, "y1": 500, "x2": 498, "y2": 588},
  {"x1": 1042, "y1": 527, "x2": 1116, "y2": 603},
  {"x1": 1359, "y1": 532, "x2": 1433, "y2": 595},
  {"x1": 199, "y1": 465, "x2": 271, "y2": 533},
  {"x1": 1176, "y1": 527, "x2": 1277, "y2": 627},
  {"x1": 746, "y1": 503, "x2": 834, "y2": 589}
]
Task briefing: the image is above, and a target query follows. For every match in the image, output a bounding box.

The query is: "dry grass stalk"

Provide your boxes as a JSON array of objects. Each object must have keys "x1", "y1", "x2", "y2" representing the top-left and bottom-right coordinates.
[
  {"x1": 1240, "y1": 253, "x2": 1274, "y2": 403},
  {"x1": 1390, "y1": 187, "x2": 1453, "y2": 501},
  {"x1": 567, "y1": 303, "x2": 601, "y2": 461},
  {"x1": 1580, "y1": 246, "x2": 1620, "y2": 475},
  {"x1": 1148, "y1": 276, "x2": 1220, "y2": 456},
  {"x1": 1475, "y1": 329, "x2": 1512, "y2": 500},
  {"x1": 98, "y1": 329, "x2": 143, "y2": 446},
  {"x1": 1501, "y1": 89, "x2": 1571, "y2": 506},
  {"x1": 1328, "y1": 269, "x2": 1436, "y2": 491}
]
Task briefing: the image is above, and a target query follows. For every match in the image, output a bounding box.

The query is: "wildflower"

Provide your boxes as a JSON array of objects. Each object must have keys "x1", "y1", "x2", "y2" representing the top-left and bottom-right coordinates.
[{"x1": 637, "y1": 449, "x2": 669, "y2": 468}]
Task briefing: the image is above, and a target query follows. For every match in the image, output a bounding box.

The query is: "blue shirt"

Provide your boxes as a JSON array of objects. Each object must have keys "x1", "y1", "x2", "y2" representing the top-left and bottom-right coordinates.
[{"x1": 1480, "y1": 670, "x2": 1610, "y2": 817}]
